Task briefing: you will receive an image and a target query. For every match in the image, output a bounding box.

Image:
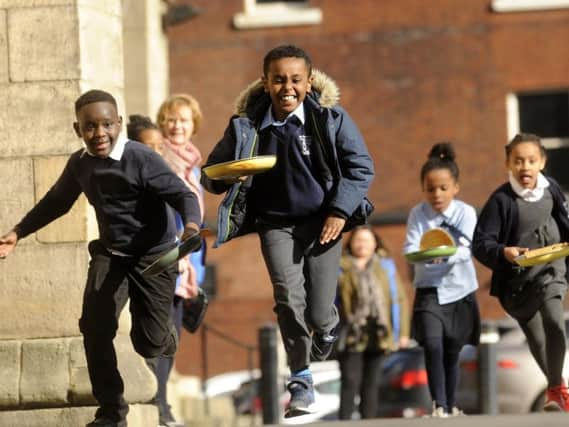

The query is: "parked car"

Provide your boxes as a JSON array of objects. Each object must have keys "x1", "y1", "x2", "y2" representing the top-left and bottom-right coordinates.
[
  {"x1": 376, "y1": 346, "x2": 432, "y2": 418},
  {"x1": 204, "y1": 368, "x2": 260, "y2": 398},
  {"x1": 231, "y1": 348, "x2": 432, "y2": 421},
  {"x1": 456, "y1": 316, "x2": 569, "y2": 414},
  {"x1": 229, "y1": 316, "x2": 569, "y2": 423}
]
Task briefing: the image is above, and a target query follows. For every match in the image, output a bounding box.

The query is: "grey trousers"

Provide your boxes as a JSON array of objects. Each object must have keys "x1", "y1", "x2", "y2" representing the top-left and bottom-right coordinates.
[{"x1": 257, "y1": 216, "x2": 341, "y2": 372}]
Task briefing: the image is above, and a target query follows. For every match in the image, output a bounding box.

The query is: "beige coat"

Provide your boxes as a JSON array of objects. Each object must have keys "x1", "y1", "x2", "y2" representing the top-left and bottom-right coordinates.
[{"x1": 338, "y1": 255, "x2": 410, "y2": 352}]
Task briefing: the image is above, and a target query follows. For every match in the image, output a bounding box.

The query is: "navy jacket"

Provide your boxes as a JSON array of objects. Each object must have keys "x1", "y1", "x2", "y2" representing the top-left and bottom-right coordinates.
[
  {"x1": 201, "y1": 70, "x2": 375, "y2": 247},
  {"x1": 472, "y1": 177, "x2": 569, "y2": 296}
]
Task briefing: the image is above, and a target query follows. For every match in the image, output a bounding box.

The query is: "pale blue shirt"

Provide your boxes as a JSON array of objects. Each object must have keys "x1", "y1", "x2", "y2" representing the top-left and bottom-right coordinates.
[{"x1": 403, "y1": 199, "x2": 479, "y2": 304}]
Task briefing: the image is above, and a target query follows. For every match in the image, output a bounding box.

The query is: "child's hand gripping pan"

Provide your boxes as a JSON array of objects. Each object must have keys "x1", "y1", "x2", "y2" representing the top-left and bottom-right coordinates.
[
  {"x1": 142, "y1": 229, "x2": 210, "y2": 277},
  {"x1": 514, "y1": 242, "x2": 569, "y2": 267},
  {"x1": 405, "y1": 228, "x2": 457, "y2": 263},
  {"x1": 202, "y1": 155, "x2": 277, "y2": 181}
]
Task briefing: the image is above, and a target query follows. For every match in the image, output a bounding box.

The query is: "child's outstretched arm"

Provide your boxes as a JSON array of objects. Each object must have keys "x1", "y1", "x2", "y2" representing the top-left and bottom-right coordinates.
[
  {"x1": 503, "y1": 246, "x2": 529, "y2": 263},
  {"x1": 472, "y1": 196, "x2": 509, "y2": 269},
  {"x1": 326, "y1": 108, "x2": 374, "y2": 219},
  {"x1": 144, "y1": 154, "x2": 202, "y2": 229},
  {"x1": 0, "y1": 230, "x2": 18, "y2": 258},
  {"x1": 444, "y1": 205, "x2": 477, "y2": 265},
  {"x1": 403, "y1": 207, "x2": 422, "y2": 255},
  {"x1": 404, "y1": 207, "x2": 452, "y2": 278},
  {"x1": 320, "y1": 214, "x2": 346, "y2": 245},
  {"x1": 201, "y1": 118, "x2": 240, "y2": 195},
  {"x1": 1, "y1": 158, "x2": 83, "y2": 259}
]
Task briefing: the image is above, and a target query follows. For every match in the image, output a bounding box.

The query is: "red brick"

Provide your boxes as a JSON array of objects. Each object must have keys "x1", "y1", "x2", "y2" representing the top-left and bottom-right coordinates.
[{"x1": 169, "y1": 0, "x2": 569, "y2": 376}]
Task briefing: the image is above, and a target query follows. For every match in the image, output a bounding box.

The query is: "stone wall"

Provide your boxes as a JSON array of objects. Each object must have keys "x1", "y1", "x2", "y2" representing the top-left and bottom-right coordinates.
[{"x1": 0, "y1": 1, "x2": 170, "y2": 425}]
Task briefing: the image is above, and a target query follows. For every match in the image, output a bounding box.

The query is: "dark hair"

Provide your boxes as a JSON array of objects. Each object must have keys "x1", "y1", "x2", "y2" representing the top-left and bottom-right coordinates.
[
  {"x1": 345, "y1": 225, "x2": 391, "y2": 257},
  {"x1": 420, "y1": 142, "x2": 459, "y2": 183},
  {"x1": 126, "y1": 114, "x2": 158, "y2": 141},
  {"x1": 505, "y1": 133, "x2": 546, "y2": 159},
  {"x1": 263, "y1": 45, "x2": 312, "y2": 77},
  {"x1": 75, "y1": 89, "x2": 117, "y2": 113}
]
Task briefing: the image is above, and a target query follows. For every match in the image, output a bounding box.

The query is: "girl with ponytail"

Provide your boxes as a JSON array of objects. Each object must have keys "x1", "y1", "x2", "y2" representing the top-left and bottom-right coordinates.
[{"x1": 403, "y1": 142, "x2": 480, "y2": 417}]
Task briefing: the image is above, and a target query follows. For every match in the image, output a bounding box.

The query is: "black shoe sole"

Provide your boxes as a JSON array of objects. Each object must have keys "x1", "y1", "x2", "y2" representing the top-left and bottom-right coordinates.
[{"x1": 284, "y1": 405, "x2": 316, "y2": 418}]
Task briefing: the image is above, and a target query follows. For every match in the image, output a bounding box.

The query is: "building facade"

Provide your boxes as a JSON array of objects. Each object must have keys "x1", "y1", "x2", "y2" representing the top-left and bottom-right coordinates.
[{"x1": 166, "y1": 0, "x2": 569, "y2": 376}]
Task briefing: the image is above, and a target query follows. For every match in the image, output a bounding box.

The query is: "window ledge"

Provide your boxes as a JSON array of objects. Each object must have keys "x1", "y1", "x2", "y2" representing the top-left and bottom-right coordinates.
[
  {"x1": 542, "y1": 137, "x2": 569, "y2": 149},
  {"x1": 492, "y1": 0, "x2": 569, "y2": 12},
  {"x1": 233, "y1": 3, "x2": 322, "y2": 29}
]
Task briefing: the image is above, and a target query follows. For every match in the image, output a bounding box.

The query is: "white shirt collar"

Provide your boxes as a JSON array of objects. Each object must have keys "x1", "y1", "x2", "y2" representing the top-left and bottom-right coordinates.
[
  {"x1": 424, "y1": 199, "x2": 457, "y2": 220},
  {"x1": 82, "y1": 134, "x2": 128, "y2": 160},
  {"x1": 260, "y1": 103, "x2": 305, "y2": 130},
  {"x1": 508, "y1": 171, "x2": 549, "y2": 202},
  {"x1": 108, "y1": 135, "x2": 128, "y2": 161}
]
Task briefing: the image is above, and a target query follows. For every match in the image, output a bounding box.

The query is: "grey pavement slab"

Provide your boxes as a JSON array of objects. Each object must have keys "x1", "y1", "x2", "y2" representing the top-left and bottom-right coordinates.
[{"x1": 288, "y1": 413, "x2": 568, "y2": 427}]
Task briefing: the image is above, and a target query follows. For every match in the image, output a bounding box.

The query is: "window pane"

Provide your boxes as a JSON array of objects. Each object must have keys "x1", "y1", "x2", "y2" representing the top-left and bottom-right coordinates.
[
  {"x1": 544, "y1": 147, "x2": 569, "y2": 193},
  {"x1": 518, "y1": 92, "x2": 569, "y2": 138}
]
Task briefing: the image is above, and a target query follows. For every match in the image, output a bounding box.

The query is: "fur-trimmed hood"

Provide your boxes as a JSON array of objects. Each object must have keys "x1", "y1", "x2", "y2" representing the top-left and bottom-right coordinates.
[{"x1": 233, "y1": 69, "x2": 340, "y2": 117}]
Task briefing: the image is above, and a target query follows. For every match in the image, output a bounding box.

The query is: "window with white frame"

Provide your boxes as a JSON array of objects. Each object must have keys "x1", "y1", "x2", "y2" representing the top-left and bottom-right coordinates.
[
  {"x1": 233, "y1": 0, "x2": 322, "y2": 30},
  {"x1": 492, "y1": 0, "x2": 569, "y2": 12},
  {"x1": 507, "y1": 90, "x2": 569, "y2": 192}
]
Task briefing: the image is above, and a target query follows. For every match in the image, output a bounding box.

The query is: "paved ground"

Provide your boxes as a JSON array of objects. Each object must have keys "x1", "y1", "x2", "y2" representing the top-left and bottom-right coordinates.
[{"x1": 299, "y1": 413, "x2": 568, "y2": 427}]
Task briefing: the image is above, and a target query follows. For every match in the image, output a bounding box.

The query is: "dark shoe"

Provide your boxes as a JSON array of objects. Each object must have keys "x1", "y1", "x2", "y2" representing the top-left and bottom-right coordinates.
[
  {"x1": 86, "y1": 417, "x2": 126, "y2": 427},
  {"x1": 310, "y1": 328, "x2": 338, "y2": 361},
  {"x1": 182, "y1": 288, "x2": 209, "y2": 333},
  {"x1": 159, "y1": 421, "x2": 186, "y2": 427},
  {"x1": 284, "y1": 375, "x2": 315, "y2": 418}
]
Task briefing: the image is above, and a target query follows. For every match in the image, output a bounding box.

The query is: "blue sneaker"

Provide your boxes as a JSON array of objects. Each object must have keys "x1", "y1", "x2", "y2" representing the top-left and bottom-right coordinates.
[{"x1": 284, "y1": 375, "x2": 315, "y2": 418}]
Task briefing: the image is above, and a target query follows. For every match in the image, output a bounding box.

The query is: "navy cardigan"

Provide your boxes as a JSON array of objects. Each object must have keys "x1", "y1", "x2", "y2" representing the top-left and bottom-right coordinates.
[{"x1": 472, "y1": 177, "x2": 569, "y2": 297}]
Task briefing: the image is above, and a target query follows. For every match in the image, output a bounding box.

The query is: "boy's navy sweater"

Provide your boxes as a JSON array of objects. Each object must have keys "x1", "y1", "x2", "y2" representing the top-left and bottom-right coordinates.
[
  {"x1": 16, "y1": 141, "x2": 200, "y2": 256},
  {"x1": 472, "y1": 177, "x2": 569, "y2": 297},
  {"x1": 249, "y1": 118, "x2": 329, "y2": 220}
]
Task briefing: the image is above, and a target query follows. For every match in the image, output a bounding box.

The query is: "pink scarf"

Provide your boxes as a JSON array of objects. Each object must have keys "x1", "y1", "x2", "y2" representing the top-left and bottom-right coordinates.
[
  {"x1": 161, "y1": 139, "x2": 204, "y2": 300},
  {"x1": 161, "y1": 139, "x2": 204, "y2": 222}
]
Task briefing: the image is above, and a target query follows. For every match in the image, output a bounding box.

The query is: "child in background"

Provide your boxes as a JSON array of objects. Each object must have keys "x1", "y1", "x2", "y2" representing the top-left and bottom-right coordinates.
[
  {"x1": 127, "y1": 111, "x2": 206, "y2": 427},
  {"x1": 403, "y1": 142, "x2": 479, "y2": 418},
  {"x1": 126, "y1": 114, "x2": 164, "y2": 154},
  {"x1": 201, "y1": 45, "x2": 374, "y2": 417},
  {"x1": 337, "y1": 225, "x2": 410, "y2": 419},
  {"x1": 473, "y1": 133, "x2": 569, "y2": 411},
  {"x1": 0, "y1": 90, "x2": 201, "y2": 427}
]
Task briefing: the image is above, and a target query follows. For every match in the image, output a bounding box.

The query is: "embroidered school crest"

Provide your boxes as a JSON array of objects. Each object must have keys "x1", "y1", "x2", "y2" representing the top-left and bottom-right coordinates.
[{"x1": 298, "y1": 135, "x2": 312, "y2": 156}]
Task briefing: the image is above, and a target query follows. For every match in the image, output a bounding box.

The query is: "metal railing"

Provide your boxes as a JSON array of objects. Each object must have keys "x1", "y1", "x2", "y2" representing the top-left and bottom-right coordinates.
[{"x1": 199, "y1": 323, "x2": 259, "y2": 416}]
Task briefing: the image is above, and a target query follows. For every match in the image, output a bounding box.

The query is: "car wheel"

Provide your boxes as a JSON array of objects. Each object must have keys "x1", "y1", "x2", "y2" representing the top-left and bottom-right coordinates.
[{"x1": 530, "y1": 391, "x2": 546, "y2": 412}]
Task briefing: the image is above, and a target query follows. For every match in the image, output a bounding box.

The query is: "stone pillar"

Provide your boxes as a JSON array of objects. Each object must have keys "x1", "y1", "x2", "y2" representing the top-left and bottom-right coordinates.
[
  {"x1": 122, "y1": 0, "x2": 169, "y2": 119},
  {"x1": 0, "y1": 1, "x2": 159, "y2": 426}
]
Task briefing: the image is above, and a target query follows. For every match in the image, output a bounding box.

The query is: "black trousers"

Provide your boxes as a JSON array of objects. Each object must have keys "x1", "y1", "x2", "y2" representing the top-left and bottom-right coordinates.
[
  {"x1": 146, "y1": 296, "x2": 184, "y2": 423},
  {"x1": 338, "y1": 351, "x2": 383, "y2": 419},
  {"x1": 414, "y1": 310, "x2": 461, "y2": 412},
  {"x1": 79, "y1": 240, "x2": 178, "y2": 422}
]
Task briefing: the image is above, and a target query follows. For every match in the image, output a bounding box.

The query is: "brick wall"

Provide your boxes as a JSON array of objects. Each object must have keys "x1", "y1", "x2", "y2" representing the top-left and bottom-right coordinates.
[{"x1": 167, "y1": 0, "x2": 569, "y2": 376}]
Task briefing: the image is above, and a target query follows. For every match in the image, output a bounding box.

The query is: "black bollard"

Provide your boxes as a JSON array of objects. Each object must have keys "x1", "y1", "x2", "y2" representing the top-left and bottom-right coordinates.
[
  {"x1": 259, "y1": 324, "x2": 280, "y2": 424},
  {"x1": 478, "y1": 335, "x2": 498, "y2": 414}
]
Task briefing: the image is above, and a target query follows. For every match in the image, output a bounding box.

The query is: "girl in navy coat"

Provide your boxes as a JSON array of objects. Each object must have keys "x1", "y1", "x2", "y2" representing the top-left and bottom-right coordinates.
[{"x1": 473, "y1": 133, "x2": 569, "y2": 412}]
